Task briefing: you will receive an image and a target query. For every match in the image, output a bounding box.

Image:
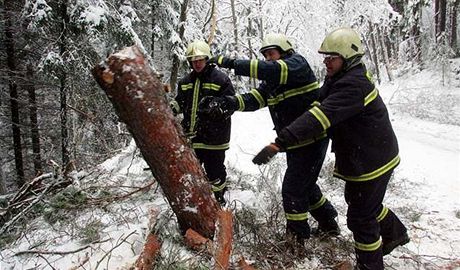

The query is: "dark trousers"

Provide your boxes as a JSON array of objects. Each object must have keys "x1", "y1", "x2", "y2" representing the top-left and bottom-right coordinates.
[
  {"x1": 195, "y1": 149, "x2": 227, "y2": 188},
  {"x1": 345, "y1": 169, "x2": 407, "y2": 269},
  {"x1": 282, "y1": 138, "x2": 337, "y2": 239}
]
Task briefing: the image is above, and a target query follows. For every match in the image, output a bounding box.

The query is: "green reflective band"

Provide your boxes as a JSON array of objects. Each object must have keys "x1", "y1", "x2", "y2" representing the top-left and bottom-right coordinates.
[
  {"x1": 364, "y1": 88, "x2": 378, "y2": 106},
  {"x1": 365, "y1": 70, "x2": 375, "y2": 83},
  {"x1": 250, "y1": 59, "x2": 259, "y2": 79},
  {"x1": 202, "y1": 83, "x2": 221, "y2": 91},
  {"x1": 376, "y1": 206, "x2": 389, "y2": 222},
  {"x1": 189, "y1": 79, "x2": 201, "y2": 133},
  {"x1": 354, "y1": 239, "x2": 382, "y2": 251},
  {"x1": 217, "y1": 55, "x2": 224, "y2": 65},
  {"x1": 212, "y1": 181, "x2": 227, "y2": 192},
  {"x1": 310, "y1": 195, "x2": 326, "y2": 211},
  {"x1": 181, "y1": 83, "x2": 193, "y2": 91},
  {"x1": 277, "y1": 59, "x2": 288, "y2": 84},
  {"x1": 286, "y1": 212, "x2": 308, "y2": 221},
  {"x1": 267, "y1": 81, "x2": 320, "y2": 106},
  {"x1": 250, "y1": 89, "x2": 265, "y2": 108},
  {"x1": 286, "y1": 132, "x2": 327, "y2": 150},
  {"x1": 192, "y1": 143, "x2": 230, "y2": 150},
  {"x1": 236, "y1": 95, "x2": 245, "y2": 111},
  {"x1": 309, "y1": 106, "x2": 331, "y2": 130},
  {"x1": 334, "y1": 155, "x2": 400, "y2": 182}
]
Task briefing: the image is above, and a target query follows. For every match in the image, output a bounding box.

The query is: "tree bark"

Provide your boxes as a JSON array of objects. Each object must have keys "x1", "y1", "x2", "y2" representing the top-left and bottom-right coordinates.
[
  {"x1": 26, "y1": 64, "x2": 42, "y2": 175},
  {"x1": 92, "y1": 46, "x2": 220, "y2": 238},
  {"x1": 435, "y1": 0, "x2": 440, "y2": 38},
  {"x1": 367, "y1": 21, "x2": 381, "y2": 84},
  {"x1": 213, "y1": 210, "x2": 233, "y2": 270},
  {"x1": 0, "y1": 165, "x2": 5, "y2": 195},
  {"x1": 5, "y1": 0, "x2": 25, "y2": 188},
  {"x1": 451, "y1": 0, "x2": 459, "y2": 55},
  {"x1": 439, "y1": 0, "x2": 447, "y2": 37},
  {"x1": 376, "y1": 26, "x2": 393, "y2": 81},
  {"x1": 58, "y1": 0, "x2": 70, "y2": 166},
  {"x1": 169, "y1": 0, "x2": 188, "y2": 91}
]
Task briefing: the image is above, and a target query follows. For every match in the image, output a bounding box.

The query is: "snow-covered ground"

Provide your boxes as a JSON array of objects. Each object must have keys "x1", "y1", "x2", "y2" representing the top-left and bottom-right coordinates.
[{"x1": 1, "y1": 63, "x2": 459, "y2": 269}]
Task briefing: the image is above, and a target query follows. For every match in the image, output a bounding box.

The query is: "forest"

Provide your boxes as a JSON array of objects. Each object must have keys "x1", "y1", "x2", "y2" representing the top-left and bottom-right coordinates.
[
  {"x1": 1, "y1": 0, "x2": 458, "y2": 193},
  {"x1": 0, "y1": 0, "x2": 459, "y2": 269}
]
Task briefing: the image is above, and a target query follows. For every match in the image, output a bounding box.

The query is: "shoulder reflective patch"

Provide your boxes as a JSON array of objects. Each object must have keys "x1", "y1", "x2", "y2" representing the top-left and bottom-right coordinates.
[
  {"x1": 365, "y1": 70, "x2": 375, "y2": 83},
  {"x1": 218, "y1": 55, "x2": 224, "y2": 65},
  {"x1": 309, "y1": 106, "x2": 331, "y2": 130},
  {"x1": 364, "y1": 88, "x2": 378, "y2": 106},
  {"x1": 277, "y1": 59, "x2": 288, "y2": 84}
]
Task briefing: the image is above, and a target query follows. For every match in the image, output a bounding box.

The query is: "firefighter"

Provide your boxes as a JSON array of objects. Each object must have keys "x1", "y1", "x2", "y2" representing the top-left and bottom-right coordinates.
[
  {"x1": 252, "y1": 28, "x2": 410, "y2": 269},
  {"x1": 170, "y1": 40, "x2": 235, "y2": 205},
  {"x1": 206, "y1": 33, "x2": 339, "y2": 245}
]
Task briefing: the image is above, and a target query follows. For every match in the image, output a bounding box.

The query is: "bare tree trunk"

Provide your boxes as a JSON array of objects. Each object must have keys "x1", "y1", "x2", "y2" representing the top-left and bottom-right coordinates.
[
  {"x1": 257, "y1": 0, "x2": 264, "y2": 41},
  {"x1": 207, "y1": 0, "x2": 217, "y2": 44},
  {"x1": 230, "y1": 0, "x2": 241, "y2": 91},
  {"x1": 451, "y1": 0, "x2": 459, "y2": 55},
  {"x1": 0, "y1": 163, "x2": 6, "y2": 195},
  {"x1": 5, "y1": 0, "x2": 25, "y2": 188},
  {"x1": 169, "y1": 0, "x2": 189, "y2": 90},
  {"x1": 92, "y1": 46, "x2": 220, "y2": 238},
  {"x1": 367, "y1": 21, "x2": 381, "y2": 84},
  {"x1": 439, "y1": 0, "x2": 447, "y2": 36},
  {"x1": 231, "y1": 0, "x2": 238, "y2": 50},
  {"x1": 435, "y1": 0, "x2": 440, "y2": 38},
  {"x1": 376, "y1": 26, "x2": 393, "y2": 81},
  {"x1": 411, "y1": 2, "x2": 423, "y2": 63},
  {"x1": 26, "y1": 64, "x2": 42, "y2": 175},
  {"x1": 246, "y1": 8, "x2": 257, "y2": 88},
  {"x1": 58, "y1": 0, "x2": 70, "y2": 165},
  {"x1": 150, "y1": 3, "x2": 155, "y2": 59}
]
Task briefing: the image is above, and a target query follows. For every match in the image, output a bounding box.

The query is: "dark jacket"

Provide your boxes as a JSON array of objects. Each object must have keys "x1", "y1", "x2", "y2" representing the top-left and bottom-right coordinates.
[
  {"x1": 174, "y1": 65, "x2": 235, "y2": 150},
  {"x1": 232, "y1": 53, "x2": 325, "y2": 149},
  {"x1": 277, "y1": 63, "x2": 400, "y2": 181}
]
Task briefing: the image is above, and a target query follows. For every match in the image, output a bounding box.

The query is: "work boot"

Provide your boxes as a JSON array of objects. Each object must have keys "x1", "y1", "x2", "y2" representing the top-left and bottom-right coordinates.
[
  {"x1": 311, "y1": 219, "x2": 340, "y2": 236},
  {"x1": 382, "y1": 232, "x2": 410, "y2": 255}
]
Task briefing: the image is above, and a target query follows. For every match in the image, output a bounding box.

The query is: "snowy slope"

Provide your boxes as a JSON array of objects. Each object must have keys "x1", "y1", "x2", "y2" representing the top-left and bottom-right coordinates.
[{"x1": 1, "y1": 64, "x2": 460, "y2": 269}]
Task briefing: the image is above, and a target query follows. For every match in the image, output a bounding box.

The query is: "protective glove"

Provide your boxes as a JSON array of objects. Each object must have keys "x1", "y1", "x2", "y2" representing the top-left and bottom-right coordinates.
[
  {"x1": 208, "y1": 56, "x2": 235, "y2": 69},
  {"x1": 198, "y1": 96, "x2": 238, "y2": 120},
  {"x1": 198, "y1": 96, "x2": 224, "y2": 121},
  {"x1": 252, "y1": 143, "x2": 281, "y2": 165},
  {"x1": 170, "y1": 100, "x2": 180, "y2": 116}
]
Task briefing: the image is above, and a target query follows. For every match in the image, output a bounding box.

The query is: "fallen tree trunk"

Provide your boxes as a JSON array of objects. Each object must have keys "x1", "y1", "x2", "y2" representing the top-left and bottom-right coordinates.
[
  {"x1": 213, "y1": 210, "x2": 233, "y2": 270},
  {"x1": 92, "y1": 46, "x2": 219, "y2": 238}
]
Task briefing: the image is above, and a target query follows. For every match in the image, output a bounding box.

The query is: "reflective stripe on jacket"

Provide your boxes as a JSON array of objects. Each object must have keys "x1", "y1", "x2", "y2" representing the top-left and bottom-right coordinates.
[
  {"x1": 278, "y1": 64, "x2": 399, "y2": 180},
  {"x1": 175, "y1": 65, "x2": 235, "y2": 149},
  {"x1": 232, "y1": 53, "x2": 324, "y2": 149}
]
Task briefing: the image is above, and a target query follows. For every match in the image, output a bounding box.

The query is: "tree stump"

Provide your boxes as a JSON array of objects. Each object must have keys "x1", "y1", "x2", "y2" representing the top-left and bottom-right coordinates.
[{"x1": 92, "y1": 45, "x2": 219, "y2": 238}]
